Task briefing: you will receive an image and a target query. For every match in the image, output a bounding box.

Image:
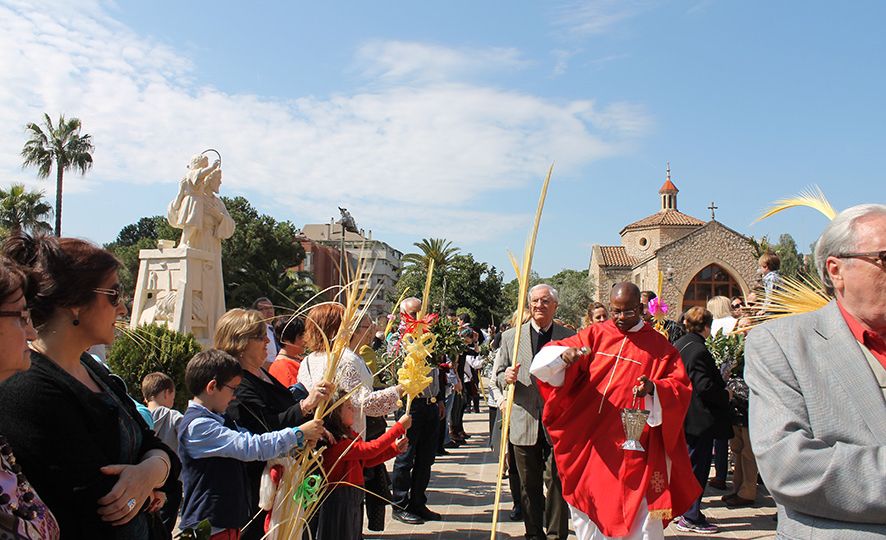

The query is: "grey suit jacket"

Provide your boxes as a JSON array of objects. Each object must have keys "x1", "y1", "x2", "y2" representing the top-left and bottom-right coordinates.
[
  {"x1": 493, "y1": 322, "x2": 575, "y2": 446},
  {"x1": 745, "y1": 301, "x2": 886, "y2": 539}
]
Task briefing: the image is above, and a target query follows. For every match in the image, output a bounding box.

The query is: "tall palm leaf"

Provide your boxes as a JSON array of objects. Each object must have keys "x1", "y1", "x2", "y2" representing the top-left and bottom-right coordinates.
[
  {"x1": 21, "y1": 113, "x2": 94, "y2": 236},
  {"x1": 0, "y1": 183, "x2": 53, "y2": 235}
]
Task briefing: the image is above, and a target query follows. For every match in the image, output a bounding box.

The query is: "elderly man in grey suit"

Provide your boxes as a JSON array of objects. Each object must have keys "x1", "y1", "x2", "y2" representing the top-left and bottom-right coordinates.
[
  {"x1": 745, "y1": 203, "x2": 886, "y2": 539},
  {"x1": 494, "y1": 284, "x2": 574, "y2": 540}
]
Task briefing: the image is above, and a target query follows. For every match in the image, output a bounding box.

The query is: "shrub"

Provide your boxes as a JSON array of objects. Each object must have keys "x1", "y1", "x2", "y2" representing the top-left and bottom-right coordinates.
[{"x1": 107, "y1": 323, "x2": 203, "y2": 410}]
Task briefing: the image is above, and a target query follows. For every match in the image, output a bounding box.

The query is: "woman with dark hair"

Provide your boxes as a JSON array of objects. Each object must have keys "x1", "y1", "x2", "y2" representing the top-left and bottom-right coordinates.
[
  {"x1": 0, "y1": 233, "x2": 180, "y2": 539},
  {"x1": 0, "y1": 256, "x2": 60, "y2": 539},
  {"x1": 215, "y1": 308, "x2": 329, "y2": 540}
]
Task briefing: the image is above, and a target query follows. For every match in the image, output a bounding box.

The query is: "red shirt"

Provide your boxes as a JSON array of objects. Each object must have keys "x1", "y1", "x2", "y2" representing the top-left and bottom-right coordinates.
[
  {"x1": 268, "y1": 355, "x2": 301, "y2": 388},
  {"x1": 837, "y1": 301, "x2": 886, "y2": 371},
  {"x1": 321, "y1": 422, "x2": 405, "y2": 487}
]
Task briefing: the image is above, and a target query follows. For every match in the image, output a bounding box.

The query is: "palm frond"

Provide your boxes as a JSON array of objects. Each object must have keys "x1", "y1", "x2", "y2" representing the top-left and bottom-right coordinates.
[
  {"x1": 754, "y1": 185, "x2": 837, "y2": 223},
  {"x1": 745, "y1": 272, "x2": 830, "y2": 330}
]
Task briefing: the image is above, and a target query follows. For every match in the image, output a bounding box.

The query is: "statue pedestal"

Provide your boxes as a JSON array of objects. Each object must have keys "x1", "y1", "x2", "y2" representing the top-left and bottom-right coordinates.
[{"x1": 130, "y1": 245, "x2": 225, "y2": 347}]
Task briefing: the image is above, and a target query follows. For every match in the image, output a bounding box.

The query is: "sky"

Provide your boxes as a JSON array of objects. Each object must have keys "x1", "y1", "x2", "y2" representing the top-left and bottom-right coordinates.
[{"x1": 1, "y1": 0, "x2": 884, "y2": 279}]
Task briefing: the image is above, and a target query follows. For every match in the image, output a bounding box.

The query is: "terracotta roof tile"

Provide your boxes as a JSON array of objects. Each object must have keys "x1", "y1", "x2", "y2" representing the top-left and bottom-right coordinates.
[
  {"x1": 620, "y1": 210, "x2": 706, "y2": 233},
  {"x1": 659, "y1": 179, "x2": 678, "y2": 193},
  {"x1": 598, "y1": 246, "x2": 637, "y2": 267}
]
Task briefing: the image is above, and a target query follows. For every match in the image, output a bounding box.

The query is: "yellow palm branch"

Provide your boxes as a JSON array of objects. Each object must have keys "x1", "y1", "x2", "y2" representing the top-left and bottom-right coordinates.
[
  {"x1": 754, "y1": 185, "x2": 837, "y2": 223},
  {"x1": 744, "y1": 272, "x2": 830, "y2": 330},
  {"x1": 491, "y1": 163, "x2": 554, "y2": 540}
]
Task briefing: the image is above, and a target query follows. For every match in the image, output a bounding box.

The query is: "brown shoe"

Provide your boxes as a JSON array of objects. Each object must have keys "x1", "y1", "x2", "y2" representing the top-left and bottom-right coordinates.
[{"x1": 722, "y1": 494, "x2": 755, "y2": 507}]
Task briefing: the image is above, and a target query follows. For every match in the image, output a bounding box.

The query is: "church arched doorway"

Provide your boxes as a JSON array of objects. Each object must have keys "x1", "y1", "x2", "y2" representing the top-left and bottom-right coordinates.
[{"x1": 681, "y1": 263, "x2": 743, "y2": 311}]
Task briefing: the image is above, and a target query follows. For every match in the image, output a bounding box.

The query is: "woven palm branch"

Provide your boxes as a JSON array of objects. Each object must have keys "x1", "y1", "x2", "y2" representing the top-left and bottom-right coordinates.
[{"x1": 267, "y1": 247, "x2": 382, "y2": 539}]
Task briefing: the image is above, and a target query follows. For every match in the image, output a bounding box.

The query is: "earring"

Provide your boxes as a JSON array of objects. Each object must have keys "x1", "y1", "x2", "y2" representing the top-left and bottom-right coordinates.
[{"x1": 73, "y1": 313, "x2": 80, "y2": 326}]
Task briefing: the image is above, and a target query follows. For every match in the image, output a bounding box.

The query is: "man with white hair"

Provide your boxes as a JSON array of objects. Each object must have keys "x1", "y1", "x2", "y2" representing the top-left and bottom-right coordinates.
[
  {"x1": 745, "y1": 204, "x2": 886, "y2": 538},
  {"x1": 494, "y1": 284, "x2": 574, "y2": 540}
]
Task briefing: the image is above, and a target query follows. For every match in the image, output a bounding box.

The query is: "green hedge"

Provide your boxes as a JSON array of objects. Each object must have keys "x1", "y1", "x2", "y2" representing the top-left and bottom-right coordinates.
[{"x1": 107, "y1": 323, "x2": 203, "y2": 410}]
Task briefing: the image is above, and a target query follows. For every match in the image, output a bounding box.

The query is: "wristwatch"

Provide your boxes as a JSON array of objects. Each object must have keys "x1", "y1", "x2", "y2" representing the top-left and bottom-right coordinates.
[{"x1": 292, "y1": 427, "x2": 305, "y2": 449}]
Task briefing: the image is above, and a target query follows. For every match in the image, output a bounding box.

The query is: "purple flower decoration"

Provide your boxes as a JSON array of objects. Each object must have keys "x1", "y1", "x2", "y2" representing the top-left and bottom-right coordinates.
[{"x1": 648, "y1": 297, "x2": 669, "y2": 319}]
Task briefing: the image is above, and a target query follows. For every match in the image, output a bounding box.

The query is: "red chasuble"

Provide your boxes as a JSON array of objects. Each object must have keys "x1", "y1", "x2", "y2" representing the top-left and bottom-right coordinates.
[{"x1": 535, "y1": 320, "x2": 700, "y2": 538}]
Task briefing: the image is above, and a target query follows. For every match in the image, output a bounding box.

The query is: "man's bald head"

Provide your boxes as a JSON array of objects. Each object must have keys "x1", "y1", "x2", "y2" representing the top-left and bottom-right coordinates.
[
  {"x1": 611, "y1": 282, "x2": 641, "y2": 305},
  {"x1": 400, "y1": 297, "x2": 421, "y2": 316}
]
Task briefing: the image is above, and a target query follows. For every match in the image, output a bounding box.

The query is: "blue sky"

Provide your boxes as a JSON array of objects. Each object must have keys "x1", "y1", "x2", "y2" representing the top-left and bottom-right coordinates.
[{"x1": 1, "y1": 0, "x2": 883, "y2": 279}]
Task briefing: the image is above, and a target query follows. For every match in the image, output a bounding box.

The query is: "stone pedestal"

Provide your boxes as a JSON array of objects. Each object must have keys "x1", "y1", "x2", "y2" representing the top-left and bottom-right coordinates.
[{"x1": 130, "y1": 244, "x2": 225, "y2": 347}]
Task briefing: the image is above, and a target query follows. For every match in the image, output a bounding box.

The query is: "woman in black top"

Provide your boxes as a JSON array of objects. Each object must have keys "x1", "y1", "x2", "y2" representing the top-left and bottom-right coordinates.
[
  {"x1": 0, "y1": 233, "x2": 180, "y2": 539},
  {"x1": 214, "y1": 308, "x2": 330, "y2": 540}
]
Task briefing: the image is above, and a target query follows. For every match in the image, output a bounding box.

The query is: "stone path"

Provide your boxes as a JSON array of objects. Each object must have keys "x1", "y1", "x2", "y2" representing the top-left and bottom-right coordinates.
[{"x1": 366, "y1": 410, "x2": 777, "y2": 539}]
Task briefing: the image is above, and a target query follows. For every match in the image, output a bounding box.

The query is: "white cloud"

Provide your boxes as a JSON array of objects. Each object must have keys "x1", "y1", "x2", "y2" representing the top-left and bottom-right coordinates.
[
  {"x1": 356, "y1": 40, "x2": 531, "y2": 83},
  {"x1": 0, "y1": 0, "x2": 652, "y2": 245},
  {"x1": 552, "y1": 0, "x2": 656, "y2": 36}
]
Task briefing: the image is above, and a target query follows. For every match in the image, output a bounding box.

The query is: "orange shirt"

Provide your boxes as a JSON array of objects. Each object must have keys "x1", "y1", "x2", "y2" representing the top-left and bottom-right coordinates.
[
  {"x1": 837, "y1": 301, "x2": 886, "y2": 371},
  {"x1": 268, "y1": 355, "x2": 301, "y2": 388}
]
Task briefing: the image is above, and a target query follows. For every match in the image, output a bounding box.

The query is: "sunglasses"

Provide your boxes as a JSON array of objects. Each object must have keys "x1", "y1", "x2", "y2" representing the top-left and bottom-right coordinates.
[
  {"x1": 93, "y1": 285, "x2": 123, "y2": 306},
  {"x1": 836, "y1": 250, "x2": 886, "y2": 267},
  {"x1": 0, "y1": 308, "x2": 31, "y2": 326}
]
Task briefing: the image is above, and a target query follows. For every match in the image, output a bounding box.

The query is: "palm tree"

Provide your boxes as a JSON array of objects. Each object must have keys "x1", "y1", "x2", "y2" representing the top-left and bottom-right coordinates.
[
  {"x1": 402, "y1": 238, "x2": 460, "y2": 272},
  {"x1": 21, "y1": 113, "x2": 94, "y2": 236},
  {"x1": 0, "y1": 183, "x2": 53, "y2": 235}
]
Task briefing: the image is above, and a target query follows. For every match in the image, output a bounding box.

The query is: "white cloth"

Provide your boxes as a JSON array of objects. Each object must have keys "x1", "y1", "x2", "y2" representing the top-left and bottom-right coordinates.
[
  {"x1": 711, "y1": 316, "x2": 737, "y2": 337},
  {"x1": 297, "y1": 348, "x2": 400, "y2": 435},
  {"x1": 569, "y1": 501, "x2": 664, "y2": 540},
  {"x1": 264, "y1": 324, "x2": 277, "y2": 365}
]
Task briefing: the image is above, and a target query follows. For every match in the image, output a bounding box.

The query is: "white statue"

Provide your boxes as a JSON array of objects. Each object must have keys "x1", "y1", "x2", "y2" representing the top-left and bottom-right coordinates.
[
  {"x1": 168, "y1": 154, "x2": 235, "y2": 251},
  {"x1": 129, "y1": 152, "x2": 236, "y2": 344}
]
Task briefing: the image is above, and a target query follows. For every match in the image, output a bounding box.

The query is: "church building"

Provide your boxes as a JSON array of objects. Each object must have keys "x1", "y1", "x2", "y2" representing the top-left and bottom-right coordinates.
[{"x1": 588, "y1": 165, "x2": 759, "y2": 315}]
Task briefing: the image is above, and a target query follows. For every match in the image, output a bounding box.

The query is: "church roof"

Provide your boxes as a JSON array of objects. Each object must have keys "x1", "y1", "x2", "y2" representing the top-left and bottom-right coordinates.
[
  {"x1": 620, "y1": 209, "x2": 706, "y2": 234},
  {"x1": 598, "y1": 246, "x2": 637, "y2": 267},
  {"x1": 659, "y1": 178, "x2": 678, "y2": 193}
]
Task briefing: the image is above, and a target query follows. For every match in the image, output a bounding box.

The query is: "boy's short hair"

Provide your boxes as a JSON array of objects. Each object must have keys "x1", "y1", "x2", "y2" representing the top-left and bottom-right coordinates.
[
  {"x1": 185, "y1": 349, "x2": 243, "y2": 396},
  {"x1": 759, "y1": 252, "x2": 781, "y2": 271},
  {"x1": 141, "y1": 372, "x2": 175, "y2": 402}
]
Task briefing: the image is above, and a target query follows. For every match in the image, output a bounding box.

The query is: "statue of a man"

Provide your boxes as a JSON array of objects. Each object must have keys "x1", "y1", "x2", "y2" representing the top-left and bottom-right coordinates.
[{"x1": 168, "y1": 154, "x2": 234, "y2": 252}]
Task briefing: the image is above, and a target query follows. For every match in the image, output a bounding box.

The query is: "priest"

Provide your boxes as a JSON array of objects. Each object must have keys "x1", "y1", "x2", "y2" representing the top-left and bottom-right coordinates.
[{"x1": 529, "y1": 282, "x2": 699, "y2": 539}]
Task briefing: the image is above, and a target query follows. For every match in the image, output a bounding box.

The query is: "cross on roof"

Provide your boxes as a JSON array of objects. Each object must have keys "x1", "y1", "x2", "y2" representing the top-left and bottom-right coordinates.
[{"x1": 707, "y1": 201, "x2": 718, "y2": 220}]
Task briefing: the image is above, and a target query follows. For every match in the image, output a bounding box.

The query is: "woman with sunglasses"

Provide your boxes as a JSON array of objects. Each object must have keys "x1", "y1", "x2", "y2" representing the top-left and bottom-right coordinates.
[
  {"x1": 0, "y1": 256, "x2": 60, "y2": 539},
  {"x1": 0, "y1": 233, "x2": 180, "y2": 539},
  {"x1": 214, "y1": 308, "x2": 330, "y2": 540}
]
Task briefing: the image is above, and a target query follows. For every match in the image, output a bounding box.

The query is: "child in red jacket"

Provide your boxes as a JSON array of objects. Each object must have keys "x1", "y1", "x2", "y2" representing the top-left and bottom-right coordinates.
[{"x1": 314, "y1": 390, "x2": 411, "y2": 539}]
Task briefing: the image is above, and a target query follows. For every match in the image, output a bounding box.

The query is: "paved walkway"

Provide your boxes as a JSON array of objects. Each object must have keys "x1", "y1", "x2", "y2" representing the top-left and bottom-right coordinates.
[{"x1": 367, "y1": 410, "x2": 777, "y2": 539}]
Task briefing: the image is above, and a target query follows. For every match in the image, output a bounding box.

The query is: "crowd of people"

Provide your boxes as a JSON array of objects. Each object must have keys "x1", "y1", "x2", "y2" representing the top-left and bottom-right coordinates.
[{"x1": 0, "y1": 202, "x2": 883, "y2": 540}]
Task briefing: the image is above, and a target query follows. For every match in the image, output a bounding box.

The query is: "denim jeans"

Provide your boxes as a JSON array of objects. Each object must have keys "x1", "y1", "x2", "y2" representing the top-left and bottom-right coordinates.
[
  {"x1": 391, "y1": 399, "x2": 441, "y2": 511},
  {"x1": 684, "y1": 432, "x2": 715, "y2": 523}
]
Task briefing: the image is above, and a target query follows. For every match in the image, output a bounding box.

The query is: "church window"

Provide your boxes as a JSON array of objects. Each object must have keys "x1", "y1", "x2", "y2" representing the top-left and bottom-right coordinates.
[
  {"x1": 639, "y1": 237, "x2": 649, "y2": 250},
  {"x1": 682, "y1": 263, "x2": 742, "y2": 310}
]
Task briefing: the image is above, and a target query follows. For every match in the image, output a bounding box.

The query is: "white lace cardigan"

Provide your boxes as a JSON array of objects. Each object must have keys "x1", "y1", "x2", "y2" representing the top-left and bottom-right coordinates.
[{"x1": 297, "y1": 348, "x2": 400, "y2": 435}]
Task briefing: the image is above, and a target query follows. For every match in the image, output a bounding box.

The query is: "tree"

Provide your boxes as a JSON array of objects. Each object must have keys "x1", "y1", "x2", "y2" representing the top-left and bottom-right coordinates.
[
  {"x1": 401, "y1": 238, "x2": 460, "y2": 274},
  {"x1": 773, "y1": 233, "x2": 803, "y2": 279},
  {"x1": 395, "y1": 253, "x2": 506, "y2": 328},
  {"x1": 21, "y1": 114, "x2": 94, "y2": 236},
  {"x1": 0, "y1": 183, "x2": 53, "y2": 236},
  {"x1": 220, "y1": 196, "x2": 306, "y2": 309},
  {"x1": 501, "y1": 269, "x2": 594, "y2": 328},
  {"x1": 546, "y1": 269, "x2": 595, "y2": 328}
]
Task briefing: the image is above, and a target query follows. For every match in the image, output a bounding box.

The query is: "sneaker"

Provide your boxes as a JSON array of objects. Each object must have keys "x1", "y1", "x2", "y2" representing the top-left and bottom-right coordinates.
[{"x1": 674, "y1": 517, "x2": 718, "y2": 534}]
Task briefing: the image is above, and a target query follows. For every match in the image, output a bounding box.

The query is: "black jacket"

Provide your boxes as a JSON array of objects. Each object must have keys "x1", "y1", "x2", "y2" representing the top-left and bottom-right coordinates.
[
  {"x1": 0, "y1": 352, "x2": 181, "y2": 539},
  {"x1": 675, "y1": 333, "x2": 734, "y2": 439},
  {"x1": 225, "y1": 369, "x2": 308, "y2": 516}
]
